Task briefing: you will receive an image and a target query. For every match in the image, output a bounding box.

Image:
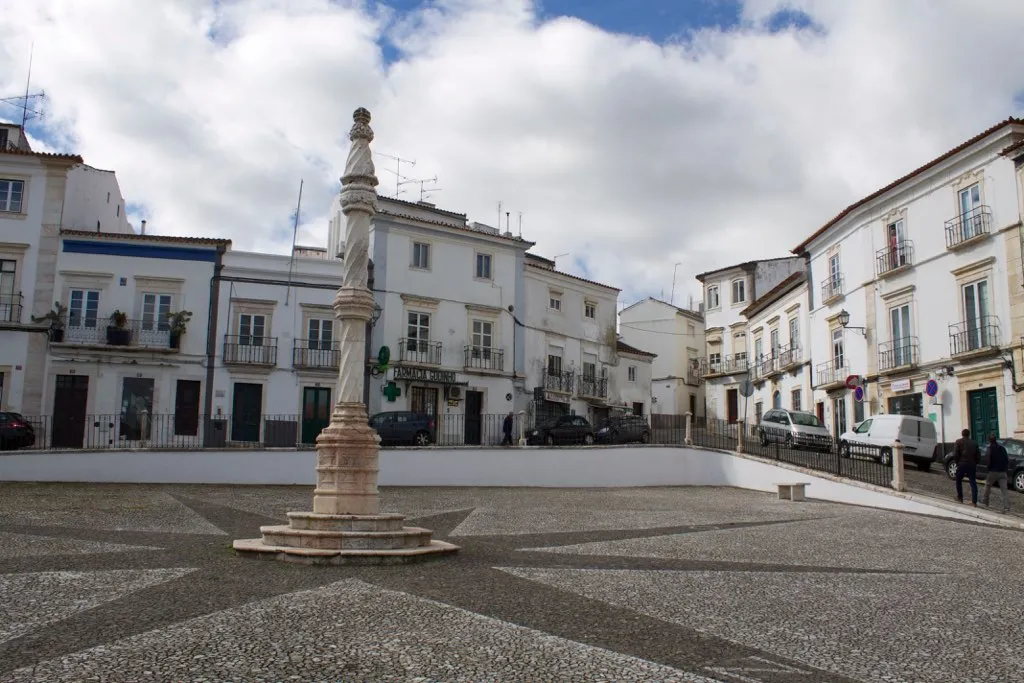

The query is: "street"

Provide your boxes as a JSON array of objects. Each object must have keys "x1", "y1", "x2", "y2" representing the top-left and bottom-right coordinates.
[{"x1": 906, "y1": 464, "x2": 1023, "y2": 518}]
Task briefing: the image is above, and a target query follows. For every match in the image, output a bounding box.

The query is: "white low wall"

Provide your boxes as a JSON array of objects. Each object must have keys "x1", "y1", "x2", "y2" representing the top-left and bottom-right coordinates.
[{"x1": 0, "y1": 446, "x2": 990, "y2": 525}]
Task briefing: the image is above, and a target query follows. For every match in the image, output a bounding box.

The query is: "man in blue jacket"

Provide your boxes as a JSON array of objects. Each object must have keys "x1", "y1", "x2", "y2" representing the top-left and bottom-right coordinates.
[{"x1": 982, "y1": 433, "x2": 1011, "y2": 513}]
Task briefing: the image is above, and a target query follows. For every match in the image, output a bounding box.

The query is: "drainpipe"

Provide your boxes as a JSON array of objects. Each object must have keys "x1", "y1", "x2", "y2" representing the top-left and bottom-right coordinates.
[
  {"x1": 364, "y1": 259, "x2": 375, "y2": 408},
  {"x1": 203, "y1": 245, "x2": 226, "y2": 441}
]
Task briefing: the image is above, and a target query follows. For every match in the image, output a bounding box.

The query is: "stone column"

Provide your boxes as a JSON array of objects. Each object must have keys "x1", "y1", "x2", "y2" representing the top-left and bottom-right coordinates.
[
  {"x1": 684, "y1": 412, "x2": 693, "y2": 446},
  {"x1": 517, "y1": 410, "x2": 528, "y2": 447},
  {"x1": 736, "y1": 419, "x2": 745, "y2": 454},
  {"x1": 313, "y1": 108, "x2": 382, "y2": 516},
  {"x1": 891, "y1": 440, "x2": 906, "y2": 491}
]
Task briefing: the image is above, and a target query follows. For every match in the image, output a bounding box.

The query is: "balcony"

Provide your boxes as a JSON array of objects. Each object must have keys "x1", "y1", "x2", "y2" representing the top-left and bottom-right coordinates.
[
  {"x1": 577, "y1": 375, "x2": 608, "y2": 400},
  {"x1": 876, "y1": 240, "x2": 914, "y2": 277},
  {"x1": 945, "y1": 205, "x2": 992, "y2": 250},
  {"x1": 223, "y1": 335, "x2": 278, "y2": 366},
  {"x1": 544, "y1": 369, "x2": 575, "y2": 393},
  {"x1": 949, "y1": 317, "x2": 1000, "y2": 357},
  {"x1": 398, "y1": 338, "x2": 442, "y2": 365},
  {"x1": 698, "y1": 354, "x2": 749, "y2": 379},
  {"x1": 293, "y1": 339, "x2": 340, "y2": 370},
  {"x1": 57, "y1": 316, "x2": 176, "y2": 350},
  {"x1": 686, "y1": 362, "x2": 700, "y2": 385},
  {"x1": 878, "y1": 336, "x2": 919, "y2": 373},
  {"x1": 815, "y1": 359, "x2": 849, "y2": 389},
  {"x1": 778, "y1": 343, "x2": 802, "y2": 369},
  {"x1": 0, "y1": 292, "x2": 23, "y2": 323},
  {"x1": 464, "y1": 345, "x2": 504, "y2": 372},
  {"x1": 821, "y1": 275, "x2": 844, "y2": 304},
  {"x1": 752, "y1": 344, "x2": 803, "y2": 381}
]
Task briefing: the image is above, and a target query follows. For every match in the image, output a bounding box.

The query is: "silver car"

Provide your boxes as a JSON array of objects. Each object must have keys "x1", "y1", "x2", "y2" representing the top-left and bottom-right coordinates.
[{"x1": 758, "y1": 409, "x2": 833, "y2": 451}]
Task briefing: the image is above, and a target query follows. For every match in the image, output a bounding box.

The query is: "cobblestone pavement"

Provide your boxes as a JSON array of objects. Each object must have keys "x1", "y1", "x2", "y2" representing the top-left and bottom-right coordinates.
[
  {"x1": 906, "y1": 465, "x2": 1024, "y2": 518},
  {"x1": 0, "y1": 483, "x2": 1018, "y2": 682}
]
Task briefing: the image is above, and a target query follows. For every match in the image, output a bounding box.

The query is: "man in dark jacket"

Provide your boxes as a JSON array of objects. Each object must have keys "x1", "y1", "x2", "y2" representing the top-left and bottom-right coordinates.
[
  {"x1": 954, "y1": 428, "x2": 980, "y2": 506},
  {"x1": 982, "y1": 433, "x2": 1011, "y2": 513},
  {"x1": 501, "y1": 412, "x2": 515, "y2": 447}
]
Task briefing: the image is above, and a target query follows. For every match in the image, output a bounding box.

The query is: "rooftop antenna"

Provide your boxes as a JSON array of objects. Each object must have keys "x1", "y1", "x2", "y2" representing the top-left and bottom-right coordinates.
[
  {"x1": 0, "y1": 43, "x2": 46, "y2": 131},
  {"x1": 398, "y1": 174, "x2": 441, "y2": 202},
  {"x1": 375, "y1": 152, "x2": 415, "y2": 197},
  {"x1": 497, "y1": 201, "x2": 502, "y2": 230},
  {"x1": 505, "y1": 211, "x2": 510, "y2": 233},
  {"x1": 518, "y1": 212, "x2": 523, "y2": 238},
  {"x1": 284, "y1": 179, "x2": 304, "y2": 305},
  {"x1": 553, "y1": 252, "x2": 569, "y2": 267},
  {"x1": 670, "y1": 262, "x2": 682, "y2": 304}
]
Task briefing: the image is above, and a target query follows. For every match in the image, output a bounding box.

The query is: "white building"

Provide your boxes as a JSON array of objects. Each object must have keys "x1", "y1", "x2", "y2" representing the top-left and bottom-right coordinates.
[
  {"x1": 696, "y1": 257, "x2": 805, "y2": 422},
  {"x1": 741, "y1": 272, "x2": 811, "y2": 424},
  {"x1": 793, "y1": 117, "x2": 1024, "y2": 443},
  {"x1": 364, "y1": 197, "x2": 533, "y2": 444},
  {"x1": 613, "y1": 340, "x2": 656, "y2": 416},
  {"x1": 0, "y1": 122, "x2": 135, "y2": 417},
  {"x1": 618, "y1": 297, "x2": 704, "y2": 417}
]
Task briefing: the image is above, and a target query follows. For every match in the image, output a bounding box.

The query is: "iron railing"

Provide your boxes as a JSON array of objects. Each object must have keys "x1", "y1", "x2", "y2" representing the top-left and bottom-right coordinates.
[
  {"x1": 464, "y1": 345, "x2": 504, "y2": 371},
  {"x1": 544, "y1": 370, "x2": 575, "y2": 392},
  {"x1": 698, "y1": 354, "x2": 749, "y2": 378},
  {"x1": 398, "y1": 338, "x2": 442, "y2": 365},
  {"x1": 815, "y1": 358, "x2": 849, "y2": 387},
  {"x1": 876, "y1": 240, "x2": 914, "y2": 276},
  {"x1": 58, "y1": 316, "x2": 175, "y2": 348},
  {"x1": 878, "y1": 336, "x2": 919, "y2": 372},
  {"x1": 945, "y1": 205, "x2": 992, "y2": 249},
  {"x1": 0, "y1": 292, "x2": 23, "y2": 323},
  {"x1": 577, "y1": 376, "x2": 608, "y2": 399},
  {"x1": 821, "y1": 274, "x2": 844, "y2": 302},
  {"x1": 293, "y1": 339, "x2": 340, "y2": 369},
  {"x1": 949, "y1": 316, "x2": 1000, "y2": 356},
  {"x1": 223, "y1": 335, "x2": 278, "y2": 365}
]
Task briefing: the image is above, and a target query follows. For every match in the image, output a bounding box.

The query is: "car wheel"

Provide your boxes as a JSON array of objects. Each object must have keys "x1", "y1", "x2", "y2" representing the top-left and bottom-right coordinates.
[
  {"x1": 759, "y1": 429, "x2": 768, "y2": 446},
  {"x1": 879, "y1": 447, "x2": 892, "y2": 466},
  {"x1": 583, "y1": 433, "x2": 595, "y2": 446},
  {"x1": 916, "y1": 460, "x2": 932, "y2": 472},
  {"x1": 413, "y1": 431, "x2": 430, "y2": 447},
  {"x1": 545, "y1": 434, "x2": 555, "y2": 446},
  {"x1": 1014, "y1": 470, "x2": 1024, "y2": 492},
  {"x1": 840, "y1": 441, "x2": 850, "y2": 458},
  {"x1": 946, "y1": 460, "x2": 958, "y2": 480},
  {"x1": 640, "y1": 431, "x2": 650, "y2": 444}
]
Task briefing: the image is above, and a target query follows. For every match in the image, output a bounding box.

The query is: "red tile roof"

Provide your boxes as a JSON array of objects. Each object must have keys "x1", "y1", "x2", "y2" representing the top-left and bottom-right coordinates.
[
  {"x1": 617, "y1": 340, "x2": 656, "y2": 358},
  {"x1": 1002, "y1": 138, "x2": 1024, "y2": 157},
  {"x1": 377, "y1": 206, "x2": 535, "y2": 247},
  {"x1": 525, "y1": 261, "x2": 621, "y2": 291},
  {"x1": 379, "y1": 195, "x2": 467, "y2": 219},
  {"x1": 792, "y1": 117, "x2": 1024, "y2": 254},
  {"x1": 61, "y1": 230, "x2": 231, "y2": 246},
  {"x1": 1, "y1": 147, "x2": 83, "y2": 163},
  {"x1": 740, "y1": 271, "x2": 806, "y2": 319}
]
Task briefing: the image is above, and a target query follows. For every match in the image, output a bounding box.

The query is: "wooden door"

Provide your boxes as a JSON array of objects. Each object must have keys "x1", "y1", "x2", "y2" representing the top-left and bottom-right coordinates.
[
  {"x1": 301, "y1": 387, "x2": 331, "y2": 444},
  {"x1": 726, "y1": 389, "x2": 739, "y2": 423},
  {"x1": 968, "y1": 388, "x2": 999, "y2": 441},
  {"x1": 231, "y1": 383, "x2": 263, "y2": 442},
  {"x1": 52, "y1": 375, "x2": 88, "y2": 448},
  {"x1": 174, "y1": 380, "x2": 201, "y2": 437},
  {"x1": 464, "y1": 390, "x2": 483, "y2": 445}
]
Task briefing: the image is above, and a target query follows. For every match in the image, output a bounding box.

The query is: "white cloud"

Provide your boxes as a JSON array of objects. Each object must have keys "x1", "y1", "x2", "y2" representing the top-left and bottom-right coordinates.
[{"x1": 1, "y1": 0, "x2": 1023, "y2": 305}]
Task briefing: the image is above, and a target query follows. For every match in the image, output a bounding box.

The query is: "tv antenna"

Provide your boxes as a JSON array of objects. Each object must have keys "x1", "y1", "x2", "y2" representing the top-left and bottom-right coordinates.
[
  {"x1": 398, "y1": 175, "x2": 441, "y2": 202},
  {"x1": 375, "y1": 152, "x2": 415, "y2": 197},
  {"x1": 0, "y1": 44, "x2": 46, "y2": 130}
]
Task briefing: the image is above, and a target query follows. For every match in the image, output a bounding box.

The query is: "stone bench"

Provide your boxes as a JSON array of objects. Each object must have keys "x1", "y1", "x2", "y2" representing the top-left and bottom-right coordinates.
[{"x1": 775, "y1": 482, "x2": 810, "y2": 501}]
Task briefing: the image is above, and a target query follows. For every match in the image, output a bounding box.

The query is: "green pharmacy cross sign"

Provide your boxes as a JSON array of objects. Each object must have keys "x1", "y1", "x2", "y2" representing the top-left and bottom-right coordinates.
[{"x1": 382, "y1": 381, "x2": 401, "y2": 402}]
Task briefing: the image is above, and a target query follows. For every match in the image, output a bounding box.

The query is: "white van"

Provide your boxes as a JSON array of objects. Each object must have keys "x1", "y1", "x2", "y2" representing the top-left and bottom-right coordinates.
[{"x1": 839, "y1": 414, "x2": 938, "y2": 470}]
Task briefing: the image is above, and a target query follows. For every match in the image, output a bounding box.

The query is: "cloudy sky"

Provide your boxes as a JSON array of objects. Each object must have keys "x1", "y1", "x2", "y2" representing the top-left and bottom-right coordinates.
[{"x1": 2, "y1": 0, "x2": 1023, "y2": 307}]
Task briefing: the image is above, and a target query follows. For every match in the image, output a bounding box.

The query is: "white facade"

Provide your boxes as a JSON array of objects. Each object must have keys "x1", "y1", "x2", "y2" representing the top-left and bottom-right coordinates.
[
  {"x1": 618, "y1": 297, "x2": 704, "y2": 416},
  {"x1": 696, "y1": 257, "x2": 805, "y2": 422},
  {"x1": 797, "y1": 118, "x2": 1024, "y2": 443},
  {"x1": 61, "y1": 165, "x2": 133, "y2": 234},
  {"x1": 613, "y1": 342, "x2": 655, "y2": 415}
]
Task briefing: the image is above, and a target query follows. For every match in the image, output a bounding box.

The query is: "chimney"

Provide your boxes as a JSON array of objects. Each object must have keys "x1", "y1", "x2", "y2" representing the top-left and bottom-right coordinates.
[{"x1": 140, "y1": 219, "x2": 147, "y2": 235}]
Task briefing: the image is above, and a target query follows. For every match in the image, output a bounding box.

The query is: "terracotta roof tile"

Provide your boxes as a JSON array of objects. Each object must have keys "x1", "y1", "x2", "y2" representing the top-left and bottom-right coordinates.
[
  {"x1": 377, "y1": 207, "x2": 535, "y2": 246},
  {"x1": 525, "y1": 261, "x2": 620, "y2": 291},
  {"x1": 1, "y1": 147, "x2": 83, "y2": 163},
  {"x1": 61, "y1": 229, "x2": 230, "y2": 246},
  {"x1": 793, "y1": 117, "x2": 1024, "y2": 254},
  {"x1": 379, "y1": 195, "x2": 467, "y2": 219},
  {"x1": 740, "y1": 271, "x2": 806, "y2": 319},
  {"x1": 617, "y1": 340, "x2": 656, "y2": 358}
]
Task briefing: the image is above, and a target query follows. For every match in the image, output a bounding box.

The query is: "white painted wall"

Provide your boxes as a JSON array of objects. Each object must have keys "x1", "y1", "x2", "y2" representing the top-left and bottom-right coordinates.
[
  {"x1": 745, "y1": 281, "x2": 812, "y2": 420},
  {"x1": 62, "y1": 165, "x2": 133, "y2": 234},
  {"x1": 612, "y1": 352, "x2": 653, "y2": 415}
]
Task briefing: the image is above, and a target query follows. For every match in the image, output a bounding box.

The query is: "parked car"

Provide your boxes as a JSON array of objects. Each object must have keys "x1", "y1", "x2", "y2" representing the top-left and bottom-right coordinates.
[
  {"x1": 368, "y1": 411, "x2": 435, "y2": 447},
  {"x1": 757, "y1": 409, "x2": 832, "y2": 451},
  {"x1": 595, "y1": 415, "x2": 651, "y2": 444},
  {"x1": 943, "y1": 437, "x2": 1024, "y2": 491},
  {"x1": 0, "y1": 412, "x2": 35, "y2": 450},
  {"x1": 527, "y1": 415, "x2": 595, "y2": 446},
  {"x1": 839, "y1": 414, "x2": 937, "y2": 469}
]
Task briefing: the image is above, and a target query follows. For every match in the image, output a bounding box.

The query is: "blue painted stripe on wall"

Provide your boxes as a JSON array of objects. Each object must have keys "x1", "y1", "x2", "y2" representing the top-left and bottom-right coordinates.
[{"x1": 62, "y1": 239, "x2": 218, "y2": 262}]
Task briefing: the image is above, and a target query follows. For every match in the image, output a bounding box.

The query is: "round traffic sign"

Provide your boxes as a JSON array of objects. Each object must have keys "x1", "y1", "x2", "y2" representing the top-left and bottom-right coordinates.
[
  {"x1": 845, "y1": 374, "x2": 860, "y2": 390},
  {"x1": 739, "y1": 380, "x2": 755, "y2": 398},
  {"x1": 925, "y1": 378, "x2": 939, "y2": 397},
  {"x1": 853, "y1": 385, "x2": 865, "y2": 402}
]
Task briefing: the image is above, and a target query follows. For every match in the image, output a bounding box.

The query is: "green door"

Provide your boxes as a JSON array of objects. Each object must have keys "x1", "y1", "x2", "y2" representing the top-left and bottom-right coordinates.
[
  {"x1": 968, "y1": 388, "x2": 999, "y2": 441},
  {"x1": 301, "y1": 387, "x2": 331, "y2": 445}
]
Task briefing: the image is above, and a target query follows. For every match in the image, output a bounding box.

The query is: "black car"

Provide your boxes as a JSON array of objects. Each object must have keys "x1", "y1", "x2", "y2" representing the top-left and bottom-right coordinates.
[
  {"x1": 527, "y1": 415, "x2": 595, "y2": 446},
  {"x1": 943, "y1": 437, "x2": 1024, "y2": 491},
  {"x1": 0, "y1": 412, "x2": 35, "y2": 450},
  {"x1": 369, "y1": 411, "x2": 435, "y2": 447},
  {"x1": 595, "y1": 415, "x2": 651, "y2": 444}
]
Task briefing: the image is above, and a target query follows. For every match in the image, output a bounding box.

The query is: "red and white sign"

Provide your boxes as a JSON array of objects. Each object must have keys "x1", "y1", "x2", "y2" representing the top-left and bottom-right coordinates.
[{"x1": 845, "y1": 374, "x2": 861, "y2": 390}]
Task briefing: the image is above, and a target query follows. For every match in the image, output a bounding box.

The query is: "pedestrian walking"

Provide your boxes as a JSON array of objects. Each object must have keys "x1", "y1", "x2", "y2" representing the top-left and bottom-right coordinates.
[
  {"x1": 501, "y1": 411, "x2": 515, "y2": 447},
  {"x1": 953, "y1": 428, "x2": 980, "y2": 506},
  {"x1": 982, "y1": 433, "x2": 1011, "y2": 513}
]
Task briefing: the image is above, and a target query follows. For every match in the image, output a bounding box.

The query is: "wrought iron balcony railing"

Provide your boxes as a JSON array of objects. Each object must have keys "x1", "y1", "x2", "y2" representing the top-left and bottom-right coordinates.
[
  {"x1": 224, "y1": 335, "x2": 278, "y2": 365},
  {"x1": 945, "y1": 205, "x2": 992, "y2": 249},
  {"x1": 698, "y1": 354, "x2": 749, "y2": 378},
  {"x1": 815, "y1": 358, "x2": 849, "y2": 387},
  {"x1": 577, "y1": 375, "x2": 608, "y2": 399},
  {"x1": 0, "y1": 292, "x2": 23, "y2": 323},
  {"x1": 878, "y1": 336, "x2": 919, "y2": 372},
  {"x1": 293, "y1": 339, "x2": 340, "y2": 369},
  {"x1": 876, "y1": 240, "x2": 914, "y2": 276},
  {"x1": 398, "y1": 338, "x2": 442, "y2": 365},
  {"x1": 59, "y1": 315, "x2": 174, "y2": 348},
  {"x1": 821, "y1": 274, "x2": 844, "y2": 302},
  {"x1": 544, "y1": 370, "x2": 575, "y2": 393},
  {"x1": 464, "y1": 345, "x2": 504, "y2": 371},
  {"x1": 949, "y1": 316, "x2": 999, "y2": 356}
]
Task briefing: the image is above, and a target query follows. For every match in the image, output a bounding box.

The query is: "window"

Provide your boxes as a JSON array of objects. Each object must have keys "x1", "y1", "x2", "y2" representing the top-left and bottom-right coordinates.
[
  {"x1": 0, "y1": 179, "x2": 24, "y2": 213},
  {"x1": 475, "y1": 253, "x2": 492, "y2": 279},
  {"x1": 708, "y1": 352, "x2": 722, "y2": 367},
  {"x1": 411, "y1": 242, "x2": 430, "y2": 269},
  {"x1": 886, "y1": 219, "x2": 908, "y2": 268},
  {"x1": 410, "y1": 386, "x2": 439, "y2": 416},
  {"x1": 707, "y1": 285, "x2": 720, "y2": 309},
  {"x1": 788, "y1": 317, "x2": 799, "y2": 348},
  {"x1": 831, "y1": 327, "x2": 845, "y2": 367},
  {"x1": 116, "y1": 204, "x2": 120, "y2": 217},
  {"x1": 549, "y1": 293, "x2": 562, "y2": 311},
  {"x1": 141, "y1": 293, "x2": 172, "y2": 331},
  {"x1": 547, "y1": 354, "x2": 562, "y2": 375},
  {"x1": 407, "y1": 312, "x2": 430, "y2": 351},
  {"x1": 628, "y1": 366, "x2": 637, "y2": 382},
  {"x1": 584, "y1": 302, "x2": 596, "y2": 319},
  {"x1": 833, "y1": 397, "x2": 848, "y2": 436},
  {"x1": 963, "y1": 279, "x2": 991, "y2": 350},
  {"x1": 959, "y1": 183, "x2": 982, "y2": 238},
  {"x1": 754, "y1": 337, "x2": 763, "y2": 362},
  {"x1": 582, "y1": 360, "x2": 597, "y2": 379},
  {"x1": 471, "y1": 319, "x2": 493, "y2": 353},
  {"x1": 791, "y1": 389, "x2": 802, "y2": 411},
  {"x1": 828, "y1": 254, "x2": 841, "y2": 284},
  {"x1": 0, "y1": 260, "x2": 15, "y2": 320},
  {"x1": 69, "y1": 289, "x2": 100, "y2": 328},
  {"x1": 307, "y1": 318, "x2": 334, "y2": 349},
  {"x1": 889, "y1": 303, "x2": 911, "y2": 366},
  {"x1": 731, "y1": 279, "x2": 745, "y2": 304},
  {"x1": 770, "y1": 328, "x2": 780, "y2": 356},
  {"x1": 239, "y1": 313, "x2": 266, "y2": 346}
]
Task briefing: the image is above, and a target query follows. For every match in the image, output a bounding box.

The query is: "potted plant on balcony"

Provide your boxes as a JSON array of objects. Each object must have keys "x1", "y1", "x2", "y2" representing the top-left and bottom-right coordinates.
[
  {"x1": 107, "y1": 310, "x2": 131, "y2": 346},
  {"x1": 31, "y1": 302, "x2": 67, "y2": 342},
  {"x1": 166, "y1": 310, "x2": 192, "y2": 350}
]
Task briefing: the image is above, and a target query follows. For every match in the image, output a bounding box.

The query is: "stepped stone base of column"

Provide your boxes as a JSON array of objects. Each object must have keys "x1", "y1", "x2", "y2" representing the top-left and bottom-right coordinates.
[{"x1": 232, "y1": 512, "x2": 460, "y2": 566}]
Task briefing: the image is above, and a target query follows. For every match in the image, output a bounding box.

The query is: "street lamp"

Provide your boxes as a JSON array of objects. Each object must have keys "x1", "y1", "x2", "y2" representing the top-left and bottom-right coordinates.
[
  {"x1": 370, "y1": 302, "x2": 383, "y2": 327},
  {"x1": 837, "y1": 309, "x2": 866, "y2": 335}
]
